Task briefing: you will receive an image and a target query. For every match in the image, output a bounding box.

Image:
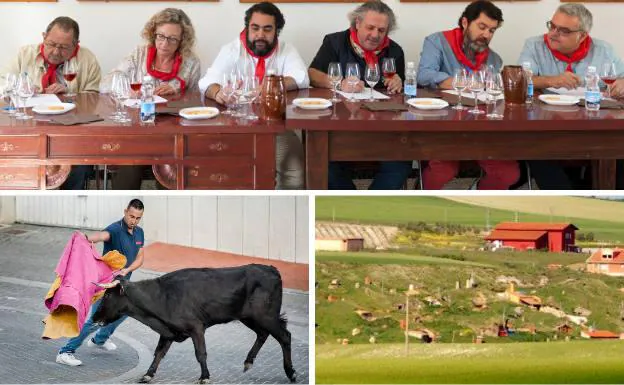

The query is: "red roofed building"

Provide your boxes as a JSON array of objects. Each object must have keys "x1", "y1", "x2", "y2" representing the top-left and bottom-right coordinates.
[
  {"x1": 484, "y1": 222, "x2": 578, "y2": 252},
  {"x1": 580, "y1": 329, "x2": 621, "y2": 339},
  {"x1": 586, "y1": 248, "x2": 624, "y2": 276}
]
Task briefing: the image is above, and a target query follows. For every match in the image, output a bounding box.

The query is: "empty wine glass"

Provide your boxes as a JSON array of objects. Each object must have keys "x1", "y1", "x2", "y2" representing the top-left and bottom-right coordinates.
[
  {"x1": 452, "y1": 68, "x2": 468, "y2": 110},
  {"x1": 328, "y1": 62, "x2": 342, "y2": 103},
  {"x1": 16, "y1": 73, "x2": 34, "y2": 120},
  {"x1": 220, "y1": 72, "x2": 236, "y2": 115},
  {"x1": 365, "y1": 63, "x2": 380, "y2": 102},
  {"x1": 345, "y1": 62, "x2": 360, "y2": 102},
  {"x1": 63, "y1": 59, "x2": 78, "y2": 98},
  {"x1": 111, "y1": 72, "x2": 131, "y2": 123},
  {"x1": 468, "y1": 71, "x2": 485, "y2": 114},
  {"x1": 2, "y1": 73, "x2": 18, "y2": 115},
  {"x1": 242, "y1": 75, "x2": 260, "y2": 120},
  {"x1": 600, "y1": 61, "x2": 617, "y2": 98},
  {"x1": 485, "y1": 72, "x2": 503, "y2": 119}
]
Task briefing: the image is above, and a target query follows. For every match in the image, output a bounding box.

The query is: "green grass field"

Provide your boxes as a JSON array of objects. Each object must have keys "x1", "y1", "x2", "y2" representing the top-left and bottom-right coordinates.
[
  {"x1": 316, "y1": 342, "x2": 624, "y2": 383},
  {"x1": 316, "y1": 196, "x2": 624, "y2": 242}
]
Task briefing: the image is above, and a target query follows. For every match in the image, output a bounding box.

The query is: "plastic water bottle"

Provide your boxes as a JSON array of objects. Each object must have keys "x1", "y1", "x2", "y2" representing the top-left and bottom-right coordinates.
[
  {"x1": 522, "y1": 62, "x2": 533, "y2": 105},
  {"x1": 404, "y1": 61, "x2": 417, "y2": 100},
  {"x1": 584, "y1": 66, "x2": 601, "y2": 111},
  {"x1": 140, "y1": 75, "x2": 156, "y2": 123}
]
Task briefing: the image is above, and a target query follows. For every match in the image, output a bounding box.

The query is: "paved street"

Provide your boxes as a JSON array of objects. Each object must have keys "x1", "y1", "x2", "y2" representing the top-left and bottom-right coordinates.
[{"x1": 0, "y1": 224, "x2": 309, "y2": 384}]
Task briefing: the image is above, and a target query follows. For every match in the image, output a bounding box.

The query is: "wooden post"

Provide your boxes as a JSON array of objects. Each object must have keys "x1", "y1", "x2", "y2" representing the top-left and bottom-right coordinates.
[{"x1": 405, "y1": 293, "x2": 409, "y2": 356}]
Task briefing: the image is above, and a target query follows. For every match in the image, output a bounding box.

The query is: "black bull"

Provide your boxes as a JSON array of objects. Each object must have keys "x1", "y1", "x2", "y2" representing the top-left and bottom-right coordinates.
[{"x1": 92, "y1": 264, "x2": 297, "y2": 383}]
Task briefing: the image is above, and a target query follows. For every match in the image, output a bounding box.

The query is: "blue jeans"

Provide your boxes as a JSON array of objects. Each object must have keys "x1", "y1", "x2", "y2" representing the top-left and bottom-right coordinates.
[
  {"x1": 328, "y1": 161, "x2": 413, "y2": 190},
  {"x1": 58, "y1": 299, "x2": 127, "y2": 354}
]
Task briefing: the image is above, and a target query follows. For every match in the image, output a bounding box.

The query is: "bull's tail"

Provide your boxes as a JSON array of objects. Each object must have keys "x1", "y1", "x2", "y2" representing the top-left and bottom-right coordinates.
[{"x1": 279, "y1": 313, "x2": 288, "y2": 328}]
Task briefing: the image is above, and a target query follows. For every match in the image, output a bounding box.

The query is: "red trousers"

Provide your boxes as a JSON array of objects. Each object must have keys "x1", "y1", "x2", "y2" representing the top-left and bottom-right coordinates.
[{"x1": 423, "y1": 160, "x2": 520, "y2": 190}]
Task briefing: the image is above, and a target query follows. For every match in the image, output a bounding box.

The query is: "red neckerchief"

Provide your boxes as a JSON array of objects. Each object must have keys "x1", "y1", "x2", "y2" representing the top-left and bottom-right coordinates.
[
  {"x1": 349, "y1": 28, "x2": 389, "y2": 66},
  {"x1": 146, "y1": 46, "x2": 186, "y2": 92},
  {"x1": 443, "y1": 27, "x2": 489, "y2": 72},
  {"x1": 544, "y1": 34, "x2": 592, "y2": 72},
  {"x1": 239, "y1": 29, "x2": 278, "y2": 82},
  {"x1": 39, "y1": 43, "x2": 79, "y2": 90}
]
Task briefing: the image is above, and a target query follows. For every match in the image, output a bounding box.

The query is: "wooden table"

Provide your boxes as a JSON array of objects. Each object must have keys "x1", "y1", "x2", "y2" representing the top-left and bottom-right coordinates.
[
  {"x1": 286, "y1": 88, "x2": 624, "y2": 189},
  {"x1": 0, "y1": 93, "x2": 283, "y2": 189}
]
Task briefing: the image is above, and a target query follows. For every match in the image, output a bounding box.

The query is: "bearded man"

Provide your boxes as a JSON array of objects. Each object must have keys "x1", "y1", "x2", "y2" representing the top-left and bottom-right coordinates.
[
  {"x1": 416, "y1": 0, "x2": 519, "y2": 190},
  {"x1": 199, "y1": 1, "x2": 309, "y2": 189}
]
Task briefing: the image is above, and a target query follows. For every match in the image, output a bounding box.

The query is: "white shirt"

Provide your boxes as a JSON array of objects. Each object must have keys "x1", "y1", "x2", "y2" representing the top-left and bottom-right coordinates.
[{"x1": 198, "y1": 37, "x2": 309, "y2": 95}]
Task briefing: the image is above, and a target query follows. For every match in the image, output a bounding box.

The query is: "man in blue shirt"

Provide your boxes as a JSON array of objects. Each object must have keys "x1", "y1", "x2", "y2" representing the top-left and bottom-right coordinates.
[
  {"x1": 518, "y1": 3, "x2": 624, "y2": 189},
  {"x1": 416, "y1": 0, "x2": 519, "y2": 190},
  {"x1": 56, "y1": 199, "x2": 145, "y2": 367}
]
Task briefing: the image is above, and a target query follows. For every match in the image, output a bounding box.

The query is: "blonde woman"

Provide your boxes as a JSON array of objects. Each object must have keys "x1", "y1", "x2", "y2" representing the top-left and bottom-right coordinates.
[{"x1": 104, "y1": 8, "x2": 201, "y2": 189}]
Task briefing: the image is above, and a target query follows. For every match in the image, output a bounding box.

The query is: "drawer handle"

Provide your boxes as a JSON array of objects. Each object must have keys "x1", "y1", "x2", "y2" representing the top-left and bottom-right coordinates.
[
  {"x1": 209, "y1": 173, "x2": 229, "y2": 183},
  {"x1": 189, "y1": 168, "x2": 199, "y2": 177},
  {"x1": 101, "y1": 143, "x2": 121, "y2": 152},
  {"x1": 0, "y1": 142, "x2": 17, "y2": 152},
  {"x1": 0, "y1": 174, "x2": 15, "y2": 181},
  {"x1": 209, "y1": 142, "x2": 228, "y2": 152}
]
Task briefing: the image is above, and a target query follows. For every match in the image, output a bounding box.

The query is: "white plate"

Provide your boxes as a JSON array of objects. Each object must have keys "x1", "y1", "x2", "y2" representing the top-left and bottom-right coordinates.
[
  {"x1": 538, "y1": 94, "x2": 580, "y2": 106},
  {"x1": 32, "y1": 103, "x2": 75, "y2": 115},
  {"x1": 292, "y1": 98, "x2": 332, "y2": 110},
  {"x1": 407, "y1": 98, "x2": 449, "y2": 110},
  {"x1": 179, "y1": 107, "x2": 220, "y2": 120}
]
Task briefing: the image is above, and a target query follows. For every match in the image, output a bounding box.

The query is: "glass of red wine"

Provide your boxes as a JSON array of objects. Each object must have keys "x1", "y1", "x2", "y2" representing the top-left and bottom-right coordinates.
[
  {"x1": 63, "y1": 59, "x2": 77, "y2": 97},
  {"x1": 382, "y1": 57, "x2": 396, "y2": 84},
  {"x1": 600, "y1": 62, "x2": 617, "y2": 98},
  {"x1": 129, "y1": 66, "x2": 143, "y2": 108}
]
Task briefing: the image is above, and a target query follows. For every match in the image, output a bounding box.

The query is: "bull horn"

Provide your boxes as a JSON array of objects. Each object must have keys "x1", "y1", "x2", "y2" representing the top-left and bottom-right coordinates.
[{"x1": 92, "y1": 280, "x2": 120, "y2": 289}]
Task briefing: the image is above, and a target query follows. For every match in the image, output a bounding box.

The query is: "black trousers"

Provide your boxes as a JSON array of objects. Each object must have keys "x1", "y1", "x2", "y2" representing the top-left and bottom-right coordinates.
[{"x1": 61, "y1": 166, "x2": 93, "y2": 190}]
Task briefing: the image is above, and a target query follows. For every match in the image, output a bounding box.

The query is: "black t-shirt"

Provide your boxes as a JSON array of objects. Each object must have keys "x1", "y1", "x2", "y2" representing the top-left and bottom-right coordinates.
[{"x1": 309, "y1": 29, "x2": 406, "y2": 88}]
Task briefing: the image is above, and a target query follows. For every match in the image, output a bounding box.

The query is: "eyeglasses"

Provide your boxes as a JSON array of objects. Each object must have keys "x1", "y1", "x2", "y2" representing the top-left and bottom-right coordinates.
[
  {"x1": 546, "y1": 21, "x2": 582, "y2": 36},
  {"x1": 43, "y1": 40, "x2": 74, "y2": 53},
  {"x1": 155, "y1": 33, "x2": 181, "y2": 45}
]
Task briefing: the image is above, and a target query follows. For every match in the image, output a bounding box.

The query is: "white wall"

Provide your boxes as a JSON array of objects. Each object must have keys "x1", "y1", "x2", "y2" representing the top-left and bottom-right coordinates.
[
  {"x1": 0, "y1": 196, "x2": 16, "y2": 223},
  {"x1": 2, "y1": 0, "x2": 623, "y2": 77},
  {"x1": 13, "y1": 195, "x2": 309, "y2": 264}
]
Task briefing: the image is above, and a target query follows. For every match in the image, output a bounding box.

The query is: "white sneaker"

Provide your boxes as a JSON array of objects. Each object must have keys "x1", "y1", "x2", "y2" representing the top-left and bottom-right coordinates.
[
  {"x1": 87, "y1": 338, "x2": 117, "y2": 351},
  {"x1": 56, "y1": 352, "x2": 82, "y2": 366}
]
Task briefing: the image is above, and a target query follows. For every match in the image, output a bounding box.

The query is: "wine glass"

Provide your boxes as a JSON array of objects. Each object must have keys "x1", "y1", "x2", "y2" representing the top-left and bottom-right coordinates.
[
  {"x1": 220, "y1": 72, "x2": 236, "y2": 115},
  {"x1": 328, "y1": 62, "x2": 342, "y2": 103},
  {"x1": 468, "y1": 71, "x2": 485, "y2": 114},
  {"x1": 63, "y1": 59, "x2": 78, "y2": 98},
  {"x1": 242, "y1": 75, "x2": 260, "y2": 120},
  {"x1": 365, "y1": 63, "x2": 380, "y2": 102},
  {"x1": 451, "y1": 68, "x2": 468, "y2": 110},
  {"x1": 382, "y1": 57, "x2": 396, "y2": 82},
  {"x1": 600, "y1": 61, "x2": 617, "y2": 98},
  {"x1": 16, "y1": 73, "x2": 34, "y2": 120},
  {"x1": 129, "y1": 66, "x2": 144, "y2": 108},
  {"x1": 111, "y1": 72, "x2": 131, "y2": 123},
  {"x1": 485, "y1": 72, "x2": 503, "y2": 119},
  {"x1": 345, "y1": 62, "x2": 360, "y2": 102},
  {"x1": 2, "y1": 73, "x2": 18, "y2": 115}
]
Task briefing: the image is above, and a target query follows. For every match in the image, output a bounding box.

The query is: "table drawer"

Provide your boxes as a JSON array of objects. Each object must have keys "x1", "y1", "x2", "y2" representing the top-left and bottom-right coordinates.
[
  {"x1": 0, "y1": 136, "x2": 39, "y2": 157},
  {"x1": 0, "y1": 166, "x2": 39, "y2": 189},
  {"x1": 185, "y1": 164, "x2": 254, "y2": 189},
  {"x1": 186, "y1": 134, "x2": 254, "y2": 158},
  {"x1": 49, "y1": 135, "x2": 175, "y2": 158}
]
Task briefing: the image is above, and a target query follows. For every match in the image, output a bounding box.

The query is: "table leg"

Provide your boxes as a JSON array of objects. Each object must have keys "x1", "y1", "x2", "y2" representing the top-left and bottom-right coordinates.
[
  {"x1": 305, "y1": 131, "x2": 328, "y2": 189},
  {"x1": 594, "y1": 159, "x2": 617, "y2": 190}
]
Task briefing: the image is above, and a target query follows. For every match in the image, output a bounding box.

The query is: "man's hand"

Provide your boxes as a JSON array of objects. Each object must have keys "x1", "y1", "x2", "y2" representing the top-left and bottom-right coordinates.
[
  {"x1": 550, "y1": 72, "x2": 582, "y2": 89},
  {"x1": 44, "y1": 83, "x2": 67, "y2": 94},
  {"x1": 608, "y1": 78, "x2": 624, "y2": 98},
  {"x1": 340, "y1": 79, "x2": 364, "y2": 94},
  {"x1": 215, "y1": 88, "x2": 229, "y2": 105},
  {"x1": 117, "y1": 268, "x2": 130, "y2": 277},
  {"x1": 154, "y1": 84, "x2": 176, "y2": 96},
  {"x1": 384, "y1": 75, "x2": 402, "y2": 94},
  {"x1": 437, "y1": 77, "x2": 454, "y2": 90}
]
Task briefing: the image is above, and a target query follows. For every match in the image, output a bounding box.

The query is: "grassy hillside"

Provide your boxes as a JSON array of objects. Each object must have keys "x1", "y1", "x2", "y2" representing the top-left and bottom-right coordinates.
[
  {"x1": 316, "y1": 248, "x2": 624, "y2": 346},
  {"x1": 316, "y1": 342, "x2": 624, "y2": 383},
  {"x1": 315, "y1": 196, "x2": 624, "y2": 242}
]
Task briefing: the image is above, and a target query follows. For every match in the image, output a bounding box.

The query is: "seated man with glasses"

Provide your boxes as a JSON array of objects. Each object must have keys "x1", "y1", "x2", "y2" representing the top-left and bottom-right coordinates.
[
  {"x1": 2, "y1": 16, "x2": 101, "y2": 190},
  {"x1": 102, "y1": 8, "x2": 201, "y2": 190},
  {"x1": 518, "y1": 3, "x2": 624, "y2": 189}
]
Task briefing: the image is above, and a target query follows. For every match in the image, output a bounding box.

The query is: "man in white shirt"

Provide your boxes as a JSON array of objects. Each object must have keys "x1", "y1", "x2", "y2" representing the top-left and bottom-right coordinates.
[{"x1": 199, "y1": 1, "x2": 309, "y2": 189}]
